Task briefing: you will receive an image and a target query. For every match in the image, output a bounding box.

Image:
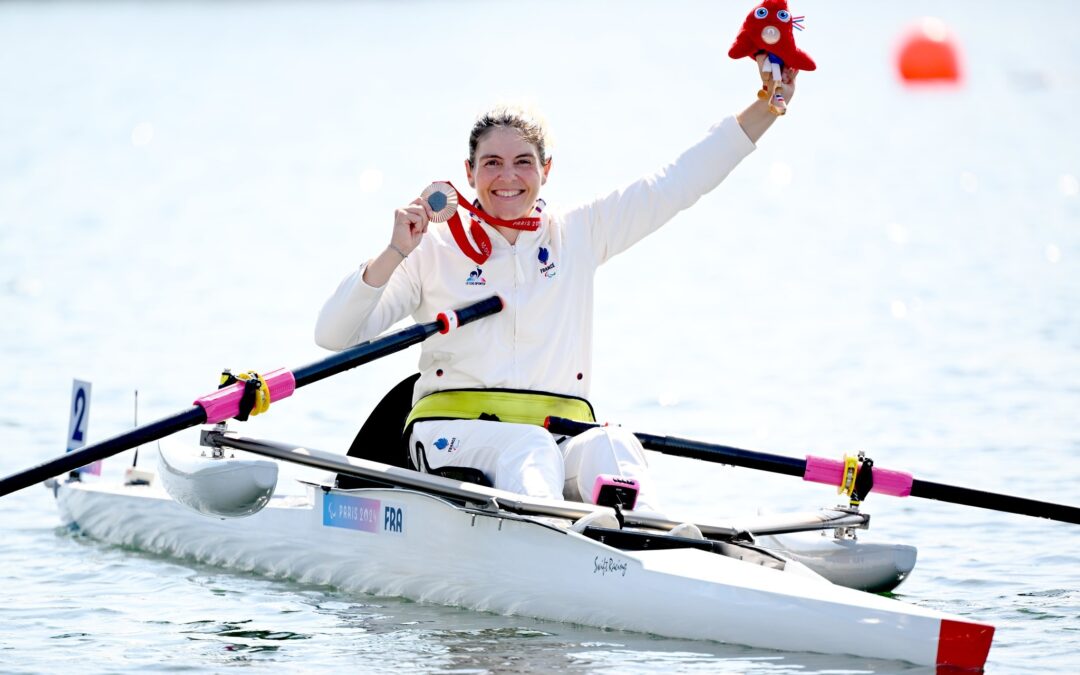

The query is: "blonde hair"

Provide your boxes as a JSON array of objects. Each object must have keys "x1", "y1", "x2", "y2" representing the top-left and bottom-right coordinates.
[{"x1": 467, "y1": 103, "x2": 550, "y2": 167}]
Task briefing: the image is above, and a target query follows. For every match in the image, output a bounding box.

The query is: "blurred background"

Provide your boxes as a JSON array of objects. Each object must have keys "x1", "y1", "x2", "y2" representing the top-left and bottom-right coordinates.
[{"x1": 1, "y1": 1, "x2": 1078, "y2": 672}]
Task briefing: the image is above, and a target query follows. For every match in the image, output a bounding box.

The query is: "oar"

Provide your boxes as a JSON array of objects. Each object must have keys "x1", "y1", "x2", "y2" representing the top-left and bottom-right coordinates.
[
  {"x1": 0, "y1": 296, "x2": 504, "y2": 498},
  {"x1": 545, "y1": 417, "x2": 1080, "y2": 525}
]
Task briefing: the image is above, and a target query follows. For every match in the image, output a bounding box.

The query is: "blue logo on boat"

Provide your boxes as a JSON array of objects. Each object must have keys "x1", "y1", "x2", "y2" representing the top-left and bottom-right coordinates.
[
  {"x1": 324, "y1": 493, "x2": 406, "y2": 535},
  {"x1": 538, "y1": 247, "x2": 549, "y2": 264},
  {"x1": 323, "y1": 493, "x2": 381, "y2": 533}
]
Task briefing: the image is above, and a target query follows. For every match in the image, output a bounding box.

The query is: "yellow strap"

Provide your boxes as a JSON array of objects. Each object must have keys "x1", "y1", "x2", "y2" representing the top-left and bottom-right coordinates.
[
  {"x1": 405, "y1": 389, "x2": 595, "y2": 429},
  {"x1": 838, "y1": 454, "x2": 859, "y2": 497},
  {"x1": 235, "y1": 371, "x2": 271, "y2": 417}
]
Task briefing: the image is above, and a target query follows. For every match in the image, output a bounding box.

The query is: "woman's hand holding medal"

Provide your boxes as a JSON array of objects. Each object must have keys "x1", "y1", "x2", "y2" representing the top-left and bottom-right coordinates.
[
  {"x1": 362, "y1": 184, "x2": 455, "y2": 286},
  {"x1": 390, "y1": 197, "x2": 435, "y2": 260}
]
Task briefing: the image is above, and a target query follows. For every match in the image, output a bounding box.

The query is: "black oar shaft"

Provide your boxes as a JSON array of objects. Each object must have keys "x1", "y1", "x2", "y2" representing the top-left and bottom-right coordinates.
[
  {"x1": 293, "y1": 323, "x2": 434, "y2": 388},
  {"x1": 545, "y1": 416, "x2": 1080, "y2": 526},
  {"x1": 546, "y1": 417, "x2": 807, "y2": 477},
  {"x1": 0, "y1": 296, "x2": 503, "y2": 499},
  {"x1": 0, "y1": 408, "x2": 206, "y2": 497},
  {"x1": 912, "y1": 479, "x2": 1080, "y2": 525},
  {"x1": 635, "y1": 431, "x2": 806, "y2": 477},
  {"x1": 292, "y1": 295, "x2": 504, "y2": 388}
]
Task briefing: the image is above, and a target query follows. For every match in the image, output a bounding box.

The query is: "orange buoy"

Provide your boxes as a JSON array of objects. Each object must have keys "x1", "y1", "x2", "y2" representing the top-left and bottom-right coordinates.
[{"x1": 896, "y1": 17, "x2": 962, "y2": 84}]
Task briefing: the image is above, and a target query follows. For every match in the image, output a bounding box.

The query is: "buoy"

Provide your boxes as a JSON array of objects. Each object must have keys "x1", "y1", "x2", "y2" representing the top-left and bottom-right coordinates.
[{"x1": 896, "y1": 17, "x2": 962, "y2": 84}]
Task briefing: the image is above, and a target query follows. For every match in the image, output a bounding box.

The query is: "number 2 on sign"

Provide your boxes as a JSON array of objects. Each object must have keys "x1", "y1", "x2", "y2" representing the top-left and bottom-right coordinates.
[
  {"x1": 67, "y1": 380, "x2": 92, "y2": 451},
  {"x1": 67, "y1": 379, "x2": 101, "y2": 476},
  {"x1": 71, "y1": 388, "x2": 87, "y2": 443}
]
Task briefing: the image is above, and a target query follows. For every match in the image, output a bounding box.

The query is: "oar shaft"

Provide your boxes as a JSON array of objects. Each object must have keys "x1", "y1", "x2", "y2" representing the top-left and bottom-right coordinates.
[
  {"x1": 912, "y1": 479, "x2": 1080, "y2": 525},
  {"x1": 634, "y1": 430, "x2": 806, "y2": 477},
  {"x1": 0, "y1": 408, "x2": 206, "y2": 496},
  {"x1": 545, "y1": 416, "x2": 1080, "y2": 525},
  {"x1": 0, "y1": 323, "x2": 438, "y2": 498},
  {"x1": 293, "y1": 324, "x2": 434, "y2": 388},
  {"x1": 546, "y1": 417, "x2": 806, "y2": 476},
  {"x1": 293, "y1": 294, "x2": 503, "y2": 389},
  {"x1": 0, "y1": 296, "x2": 503, "y2": 499}
]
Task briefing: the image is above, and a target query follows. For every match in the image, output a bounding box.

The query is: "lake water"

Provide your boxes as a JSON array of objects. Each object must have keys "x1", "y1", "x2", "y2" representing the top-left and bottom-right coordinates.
[{"x1": 2, "y1": 1, "x2": 1078, "y2": 672}]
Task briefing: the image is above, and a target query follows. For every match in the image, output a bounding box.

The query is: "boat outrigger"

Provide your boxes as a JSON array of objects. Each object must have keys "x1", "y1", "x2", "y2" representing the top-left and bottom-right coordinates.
[{"x1": 4, "y1": 297, "x2": 1078, "y2": 671}]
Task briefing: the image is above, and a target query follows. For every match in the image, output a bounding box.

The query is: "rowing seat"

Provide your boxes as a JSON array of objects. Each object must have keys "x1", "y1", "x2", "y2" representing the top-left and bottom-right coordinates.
[{"x1": 337, "y1": 374, "x2": 492, "y2": 489}]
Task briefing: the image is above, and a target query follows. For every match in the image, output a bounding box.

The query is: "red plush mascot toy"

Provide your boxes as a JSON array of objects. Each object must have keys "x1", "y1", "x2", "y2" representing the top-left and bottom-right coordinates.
[{"x1": 729, "y1": 0, "x2": 816, "y2": 115}]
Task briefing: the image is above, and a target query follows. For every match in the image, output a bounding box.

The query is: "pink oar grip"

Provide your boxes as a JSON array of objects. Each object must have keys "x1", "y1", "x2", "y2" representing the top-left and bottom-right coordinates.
[
  {"x1": 803, "y1": 455, "x2": 914, "y2": 497},
  {"x1": 194, "y1": 368, "x2": 297, "y2": 424}
]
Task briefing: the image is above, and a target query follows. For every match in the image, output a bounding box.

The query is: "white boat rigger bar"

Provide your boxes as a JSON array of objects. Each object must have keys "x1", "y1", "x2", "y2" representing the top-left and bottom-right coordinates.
[{"x1": 203, "y1": 429, "x2": 871, "y2": 538}]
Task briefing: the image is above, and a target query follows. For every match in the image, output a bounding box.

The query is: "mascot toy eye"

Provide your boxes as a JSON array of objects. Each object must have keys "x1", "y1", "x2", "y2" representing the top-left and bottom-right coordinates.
[{"x1": 729, "y1": 0, "x2": 816, "y2": 116}]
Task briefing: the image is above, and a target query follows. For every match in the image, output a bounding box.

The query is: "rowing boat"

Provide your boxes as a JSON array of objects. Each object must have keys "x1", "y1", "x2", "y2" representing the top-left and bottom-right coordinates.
[
  {"x1": 50, "y1": 426, "x2": 992, "y2": 670},
  {"x1": 15, "y1": 299, "x2": 1068, "y2": 671}
]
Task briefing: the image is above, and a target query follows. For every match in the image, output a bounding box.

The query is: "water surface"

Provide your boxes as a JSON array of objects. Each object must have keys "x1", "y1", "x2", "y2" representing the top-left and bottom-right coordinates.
[{"x1": 2, "y1": 1, "x2": 1079, "y2": 672}]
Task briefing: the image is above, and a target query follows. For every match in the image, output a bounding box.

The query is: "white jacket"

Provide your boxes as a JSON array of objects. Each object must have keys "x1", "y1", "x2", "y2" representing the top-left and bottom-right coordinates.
[{"x1": 316, "y1": 116, "x2": 755, "y2": 404}]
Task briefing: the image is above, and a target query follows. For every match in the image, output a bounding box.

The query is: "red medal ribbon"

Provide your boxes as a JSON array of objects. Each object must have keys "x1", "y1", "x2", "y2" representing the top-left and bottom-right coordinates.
[{"x1": 436, "y1": 182, "x2": 541, "y2": 265}]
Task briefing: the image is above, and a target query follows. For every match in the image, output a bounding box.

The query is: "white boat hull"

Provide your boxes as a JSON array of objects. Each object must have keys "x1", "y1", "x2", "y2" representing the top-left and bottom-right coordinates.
[{"x1": 55, "y1": 479, "x2": 992, "y2": 668}]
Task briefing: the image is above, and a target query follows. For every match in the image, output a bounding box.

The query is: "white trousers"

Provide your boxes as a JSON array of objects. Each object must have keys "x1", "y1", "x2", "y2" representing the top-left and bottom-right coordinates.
[{"x1": 410, "y1": 419, "x2": 659, "y2": 512}]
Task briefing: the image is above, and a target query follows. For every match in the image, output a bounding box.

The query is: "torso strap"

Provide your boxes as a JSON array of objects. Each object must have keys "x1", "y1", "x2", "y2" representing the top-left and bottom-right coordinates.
[{"x1": 405, "y1": 389, "x2": 595, "y2": 429}]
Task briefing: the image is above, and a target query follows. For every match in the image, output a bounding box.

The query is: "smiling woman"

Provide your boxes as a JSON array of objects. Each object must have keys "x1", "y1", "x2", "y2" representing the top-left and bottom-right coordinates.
[
  {"x1": 465, "y1": 106, "x2": 551, "y2": 230},
  {"x1": 314, "y1": 75, "x2": 796, "y2": 519}
]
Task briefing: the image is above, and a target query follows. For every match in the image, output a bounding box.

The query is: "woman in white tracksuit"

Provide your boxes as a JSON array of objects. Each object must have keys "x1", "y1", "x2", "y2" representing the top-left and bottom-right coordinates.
[{"x1": 316, "y1": 65, "x2": 798, "y2": 514}]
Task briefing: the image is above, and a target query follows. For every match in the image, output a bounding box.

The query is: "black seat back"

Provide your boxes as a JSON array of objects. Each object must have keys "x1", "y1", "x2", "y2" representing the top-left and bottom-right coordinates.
[
  {"x1": 337, "y1": 373, "x2": 493, "y2": 490},
  {"x1": 337, "y1": 374, "x2": 418, "y2": 489}
]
